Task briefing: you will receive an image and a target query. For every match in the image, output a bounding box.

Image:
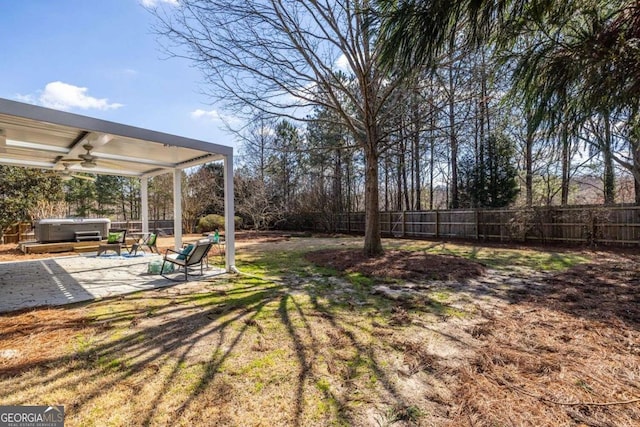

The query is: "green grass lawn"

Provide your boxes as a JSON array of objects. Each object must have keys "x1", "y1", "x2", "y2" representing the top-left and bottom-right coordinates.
[{"x1": 3, "y1": 236, "x2": 630, "y2": 427}]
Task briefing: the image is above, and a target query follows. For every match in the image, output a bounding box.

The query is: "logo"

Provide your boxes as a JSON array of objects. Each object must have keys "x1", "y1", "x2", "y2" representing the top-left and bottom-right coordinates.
[{"x1": 0, "y1": 406, "x2": 64, "y2": 427}]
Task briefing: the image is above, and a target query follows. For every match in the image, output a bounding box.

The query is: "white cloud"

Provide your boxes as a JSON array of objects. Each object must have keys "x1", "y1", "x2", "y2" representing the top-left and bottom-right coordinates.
[
  {"x1": 35, "y1": 81, "x2": 124, "y2": 111},
  {"x1": 191, "y1": 108, "x2": 241, "y2": 126},
  {"x1": 335, "y1": 54, "x2": 352, "y2": 73},
  {"x1": 140, "y1": 0, "x2": 178, "y2": 7},
  {"x1": 191, "y1": 109, "x2": 223, "y2": 120}
]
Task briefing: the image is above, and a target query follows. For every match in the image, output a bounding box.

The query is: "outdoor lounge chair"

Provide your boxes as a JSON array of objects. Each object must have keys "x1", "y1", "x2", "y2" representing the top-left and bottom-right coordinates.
[
  {"x1": 97, "y1": 229, "x2": 128, "y2": 256},
  {"x1": 160, "y1": 239, "x2": 213, "y2": 281},
  {"x1": 130, "y1": 232, "x2": 159, "y2": 255}
]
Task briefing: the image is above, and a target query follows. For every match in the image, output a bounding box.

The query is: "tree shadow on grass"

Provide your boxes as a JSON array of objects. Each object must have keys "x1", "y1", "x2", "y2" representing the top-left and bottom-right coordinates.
[
  {"x1": 0, "y1": 260, "x2": 469, "y2": 426},
  {"x1": 0, "y1": 279, "x2": 287, "y2": 423}
]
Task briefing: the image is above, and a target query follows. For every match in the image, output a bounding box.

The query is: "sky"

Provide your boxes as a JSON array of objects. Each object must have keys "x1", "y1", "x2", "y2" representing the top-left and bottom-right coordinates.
[{"x1": 0, "y1": 0, "x2": 236, "y2": 149}]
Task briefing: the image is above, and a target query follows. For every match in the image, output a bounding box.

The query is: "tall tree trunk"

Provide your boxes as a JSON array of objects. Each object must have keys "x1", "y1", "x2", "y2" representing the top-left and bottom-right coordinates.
[
  {"x1": 364, "y1": 145, "x2": 382, "y2": 256},
  {"x1": 401, "y1": 140, "x2": 410, "y2": 211},
  {"x1": 631, "y1": 111, "x2": 640, "y2": 205},
  {"x1": 448, "y1": 62, "x2": 459, "y2": 208},
  {"x1": 560, "y1": 124, "x2": 571, "y2": 205},
  {"x1": 634, "y1": 143, "x2": 640, "y2": 205},
  {"x1": 121, "y1": 192, "x2": 127, "y2": 221},
  {"x1": 259, "y1": 116, "x2": 266, "y2": 184},
  {"x1": 346, "y1": 151, "x2": 353, "y2": 213},
  {"x1": 396, "y1": 146, "x2": 403, "y2": 211},
  {"x1": 429, "y1": 103, "x2": 435, "y2": 210},
  {"x1": 334, "y1": 148, "x2": 343, "y2": 214},
  {"x1": 525, "y1": 117, "x2": 534, "y2": 206},
  {"x1": 602, "y1": 113, "x2": 615, "y2": 205},
  {"x1": 384, "y1": 154, "x2": 390, "y2": 211},
  {"x1": 412, "y1": 86, "x2": 422, "y2": 210}
]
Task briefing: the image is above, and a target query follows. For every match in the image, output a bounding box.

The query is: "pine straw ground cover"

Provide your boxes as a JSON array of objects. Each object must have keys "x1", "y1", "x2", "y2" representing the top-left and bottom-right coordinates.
[{"x1": 0, "y1": 234, "x2": 639, "y2": 426}]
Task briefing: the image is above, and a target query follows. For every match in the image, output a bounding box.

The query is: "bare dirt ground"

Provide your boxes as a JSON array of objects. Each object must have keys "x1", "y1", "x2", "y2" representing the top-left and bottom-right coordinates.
[
  {"x1": 1, "y1": 233, "x2": 639, "y2": 426},
  {"x1": 306, "y1": 249, "x2": 485, "y2": 281}
]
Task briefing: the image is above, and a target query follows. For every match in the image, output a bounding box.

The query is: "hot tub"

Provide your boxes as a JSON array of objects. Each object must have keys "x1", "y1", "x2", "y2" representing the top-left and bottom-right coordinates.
[{"x1": 35, "y1": 218, "x2": 111, "y2": 243}]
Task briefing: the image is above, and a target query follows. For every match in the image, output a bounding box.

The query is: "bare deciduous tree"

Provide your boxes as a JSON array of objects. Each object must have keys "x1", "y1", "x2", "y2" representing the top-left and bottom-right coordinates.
[
  {"x1": 235, "y1": 173, "x2": 284, "y2": 231},
  {"x1": 181, "y1": 167, "x2": 221, "y2": 233},
  {"x1": 151, "y1": 0, "x2": 407, "y2": 255}
]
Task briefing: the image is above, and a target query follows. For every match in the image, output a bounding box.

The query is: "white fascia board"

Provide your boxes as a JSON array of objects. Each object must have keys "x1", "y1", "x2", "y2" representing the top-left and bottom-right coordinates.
[
  {"x1": 175, "y1": 153, "x2": 225, "y2": 170},
  {"x1": 0, "y1": 158, "x2": 55, "y2": 168},
  {"x1": 6, "y1": 139, "x2": 69, "y2": 153},
  {"x1": 141, "y1": 168, "x2": 173, "y2": 179}
]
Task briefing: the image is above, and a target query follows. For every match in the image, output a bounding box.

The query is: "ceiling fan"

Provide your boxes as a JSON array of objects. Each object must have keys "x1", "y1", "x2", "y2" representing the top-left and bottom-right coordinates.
[
  {"x1": 56, "y1": 142, "x2": 100, "y2": 168},
  {"x1": 75, "y1": 143, "x2": 98, "y2": 168},
  {"x1": 49, "y1": 162, "x2": 96, "y2": 182}
]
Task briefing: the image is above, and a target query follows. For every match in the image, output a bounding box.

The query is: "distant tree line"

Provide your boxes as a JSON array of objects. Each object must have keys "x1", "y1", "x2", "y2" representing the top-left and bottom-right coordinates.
[{"x1": 151, "y1": 0, "x2": 640, "y2": 255}]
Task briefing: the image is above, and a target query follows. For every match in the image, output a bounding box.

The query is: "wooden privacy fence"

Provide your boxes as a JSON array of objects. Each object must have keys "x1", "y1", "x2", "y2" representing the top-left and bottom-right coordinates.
[
  {"x1": 110, "y1": 220, "x2": 175, "y2": 236},
  {"x1": 326, "y1": 206, "x2": 640, "y2": 246}
]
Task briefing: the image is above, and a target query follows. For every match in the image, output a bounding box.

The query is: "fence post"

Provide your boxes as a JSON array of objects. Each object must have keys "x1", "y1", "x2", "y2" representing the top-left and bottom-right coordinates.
[
  {"x1": 402, "y1": 211, "x2": 406, "y2": 237},
  {"x1": 435, "y1": 210, "x2": 440, "y2": 238},
  {"x1": 386, "y1": 212, "x2": 389, "y2": 236},
  {"x1": 475, "y1": 209, "x2": 479, "y2": 240}
]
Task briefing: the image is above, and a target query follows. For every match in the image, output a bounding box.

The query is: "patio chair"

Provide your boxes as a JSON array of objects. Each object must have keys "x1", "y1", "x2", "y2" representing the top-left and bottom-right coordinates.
[
  {"x1": 97, "y1": 229, "x2": 128, "y2": 256},
  {"x1": 130, "y1": 232, "x2": 159, "y2": 255},
  {"x1": 161, "y1": 239, "x2": 213, "y2": 281}
]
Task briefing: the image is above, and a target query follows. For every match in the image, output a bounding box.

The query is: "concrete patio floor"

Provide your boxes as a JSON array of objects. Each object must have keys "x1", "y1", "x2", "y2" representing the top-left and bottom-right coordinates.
[{"x1": 0, "y1": 252, "x2": 226, "y2": 313}]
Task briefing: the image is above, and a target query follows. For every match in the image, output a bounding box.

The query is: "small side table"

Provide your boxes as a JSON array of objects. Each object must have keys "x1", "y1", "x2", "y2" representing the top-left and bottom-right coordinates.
[
  {"x1": 129, "y1": 232, "x2": 151, "y2": 255},
  {"x1": 97, "y1": 243, "x2": 121, "y2": 256}
]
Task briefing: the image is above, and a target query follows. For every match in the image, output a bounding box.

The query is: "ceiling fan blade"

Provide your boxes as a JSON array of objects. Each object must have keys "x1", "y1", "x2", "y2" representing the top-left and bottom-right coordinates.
[
  {"x1": 80, "y1": 160, "x2": 97, "y2": 168},
  {"x1": 71, "y1": 174, "x2": 96, "y2": 182}
]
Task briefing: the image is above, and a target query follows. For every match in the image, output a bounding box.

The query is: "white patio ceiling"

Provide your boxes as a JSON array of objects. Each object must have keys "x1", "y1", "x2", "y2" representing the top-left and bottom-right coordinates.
[{"x1": 0, "y1": 98, "x2": 232, "y2": 177}]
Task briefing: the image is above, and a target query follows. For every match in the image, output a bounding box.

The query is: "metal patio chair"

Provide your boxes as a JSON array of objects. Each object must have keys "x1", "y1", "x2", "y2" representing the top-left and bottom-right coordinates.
[{"x1": 160, "y1": 239, "x2": 213, "y2": 281}]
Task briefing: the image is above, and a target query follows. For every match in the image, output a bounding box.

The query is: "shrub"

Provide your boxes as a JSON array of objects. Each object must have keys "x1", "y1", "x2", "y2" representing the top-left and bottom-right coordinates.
[
  {"x1": 196, "y1": 214, "x2": 225, "y2": 233},
  {"x1": 196, "y1": 214, "x2": 244, "y2": 233}
]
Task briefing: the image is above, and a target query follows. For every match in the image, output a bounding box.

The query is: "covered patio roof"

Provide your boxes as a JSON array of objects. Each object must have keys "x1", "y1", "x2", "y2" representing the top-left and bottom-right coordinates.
[
  {"x1": 0, "y1": 98, "x2": 236, "y2": 272},
  {"x1": 0, "y1": 98, "x2": 231, "y2": 177}
]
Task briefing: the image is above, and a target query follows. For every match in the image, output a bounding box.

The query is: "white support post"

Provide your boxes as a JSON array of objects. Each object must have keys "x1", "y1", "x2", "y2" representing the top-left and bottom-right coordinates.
[
  {"x1": 173, "y1": 169, "x2": 182, "y2": 250},
  {"x1": 223, "y1": 153, "x2": 236, "y2": 272},
  {"x1": 140, "y1": 176, "x2": 149, "y2": 233}
]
